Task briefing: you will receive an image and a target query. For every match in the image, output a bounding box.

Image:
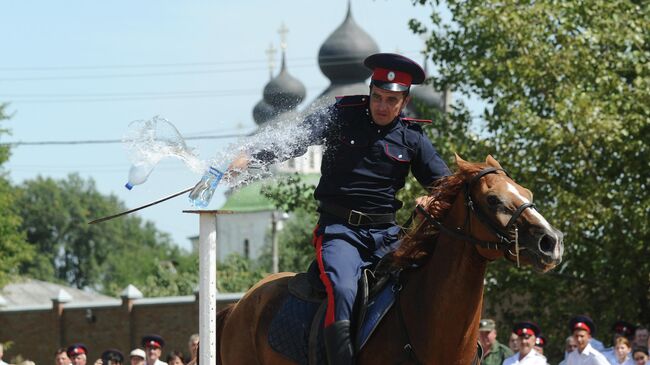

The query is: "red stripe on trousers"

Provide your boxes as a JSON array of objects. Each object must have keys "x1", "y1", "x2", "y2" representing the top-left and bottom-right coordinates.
[{"x1": 313, "y1": 225, "x2": 336, "y2": 327}]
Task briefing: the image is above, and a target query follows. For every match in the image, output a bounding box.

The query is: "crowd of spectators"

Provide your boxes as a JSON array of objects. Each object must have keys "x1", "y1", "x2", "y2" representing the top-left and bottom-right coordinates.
[
  {"x1": 0, "y1": 335, "x2": 198, "y2": 365},
  {"x1": 479, "y1": 316, "x2": 650, "y2": 365}
]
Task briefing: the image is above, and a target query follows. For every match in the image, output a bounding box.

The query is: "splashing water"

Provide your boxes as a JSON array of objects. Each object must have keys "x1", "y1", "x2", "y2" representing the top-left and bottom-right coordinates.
[
  {"x1": 123, "y1": 103, "x2": 334, "y2": 190},
  {"x1": 217, "y1": 103, "x2": 334, "y2": 188},
  {"x1": 122, "y1": 116, "x2": 205, "y2": 175}
]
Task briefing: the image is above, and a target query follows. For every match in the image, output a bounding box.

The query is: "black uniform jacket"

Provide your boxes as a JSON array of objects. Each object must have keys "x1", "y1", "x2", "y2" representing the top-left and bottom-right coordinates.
[{"x1": 253, "y1": 95, "x2": 451, "y2": 213}]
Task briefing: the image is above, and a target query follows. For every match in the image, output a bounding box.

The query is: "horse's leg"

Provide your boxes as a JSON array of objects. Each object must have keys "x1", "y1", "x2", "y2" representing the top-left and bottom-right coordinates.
[{"x1": 220, "y1": 273, "x2": 298, "y2": 365}]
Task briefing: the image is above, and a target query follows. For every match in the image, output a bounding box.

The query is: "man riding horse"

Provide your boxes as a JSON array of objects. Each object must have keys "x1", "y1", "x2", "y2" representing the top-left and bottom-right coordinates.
[{"x1": 211, "y1": 53, "x2": 450, "y2": 364}]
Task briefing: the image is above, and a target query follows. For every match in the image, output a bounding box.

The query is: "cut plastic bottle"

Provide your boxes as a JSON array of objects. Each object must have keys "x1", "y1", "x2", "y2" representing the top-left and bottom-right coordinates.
[
  {"x1": 188, "y1": 160, "x2": 230, "y2": 208},
  {"x1": 124, "y1": 162, "x2": 155, "y2": 190}
]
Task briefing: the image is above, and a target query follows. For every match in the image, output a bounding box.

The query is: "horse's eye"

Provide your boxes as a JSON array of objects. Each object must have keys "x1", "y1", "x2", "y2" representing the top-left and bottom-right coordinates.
[{"x1": 486, "y1": 195, "x2": 501, "y2": 206}]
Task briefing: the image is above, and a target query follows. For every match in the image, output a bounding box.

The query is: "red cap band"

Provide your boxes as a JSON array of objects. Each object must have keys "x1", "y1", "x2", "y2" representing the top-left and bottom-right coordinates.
[
  {"x1": 73, "y1": 348, "x2": 86, "y2": 355},
  {"x1": 147, "y1": 340, "x2": 161, "y2": 348},
  {"x1": 573, "y1": 322, "x2": 591, "y2": 333},
  {"x1": 516, "y1": 328, "x2": 534, "y2": 336},
  {"x1": 372, "y1": 67, "x2": 412, "y2": 87}
]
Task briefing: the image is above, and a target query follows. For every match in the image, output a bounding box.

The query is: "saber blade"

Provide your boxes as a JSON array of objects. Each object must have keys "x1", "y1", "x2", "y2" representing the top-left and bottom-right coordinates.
[{"x1": 88, "y1": 186, "x2": 194, "y2": 224}]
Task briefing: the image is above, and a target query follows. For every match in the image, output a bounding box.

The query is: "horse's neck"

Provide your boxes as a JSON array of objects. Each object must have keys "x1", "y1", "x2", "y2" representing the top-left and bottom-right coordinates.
[{"x1": 401, "y1": 194, "x2": 488, "y2": 364}]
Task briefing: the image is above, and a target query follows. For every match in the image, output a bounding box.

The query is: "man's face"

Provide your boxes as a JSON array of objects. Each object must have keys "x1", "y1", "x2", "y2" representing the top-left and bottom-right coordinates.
[
  {"x1": 71, "y1": 354, "x2": 86, "y2": 365},
  {"x1": 508, "y1": 332, "x2": 520, "y2": 352},
  {"x1": 518, "y1": 334, "x2": 536, "y2": 355},
  {"x1": 635, "y1": 329, "x2": 649, "y2": 347},
  {"x1": 573, "y1": 329, "x2": 591, "y2": 351},
  {"x1": 369, "y1": 87, "x2": 408, "y2": 126},
  {"x1": 189, "y1": 340, "x2": 199, "y2": 359},
  {"x1": 130, "y1": 357, "x2": 144, "y2": 365},
  {"x1": 145, "y1": 347, "x2": 161, "y2": 363},
  {"x1": 56, "y1": 353, "x2": 71, "y2": 365},
  {"x1": 565, "y1": 337, "x2": 578, "y2": 354},
  {"x1": 479, "y1": 330, "x2": 497, "y2": 349}
]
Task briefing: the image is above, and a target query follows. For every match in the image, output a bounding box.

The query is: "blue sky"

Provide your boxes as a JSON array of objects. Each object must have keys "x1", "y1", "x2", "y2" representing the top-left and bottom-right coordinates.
[{"x1": 1, "y1": 0, "x2": 452, "y2": 250}]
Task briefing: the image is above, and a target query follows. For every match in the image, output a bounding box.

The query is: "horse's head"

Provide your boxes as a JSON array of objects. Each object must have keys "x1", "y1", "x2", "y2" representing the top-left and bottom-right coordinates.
[{"x1": 456, "y1": 155, "x2": 564, "y2": 272}]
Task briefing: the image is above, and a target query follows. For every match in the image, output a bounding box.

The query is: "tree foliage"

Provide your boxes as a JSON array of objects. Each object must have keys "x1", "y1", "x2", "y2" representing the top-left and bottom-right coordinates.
[
  {"x1": 0, "y1": 104, "x2": 34, "y2": 287},
  {"x1": 409, "y1": 0, "x2": 649, "y2": 360},
  {"x1": 14, "y1": 174, "x2": 198, "y2": 296},
  {"x1": 217, "y1": 253, "x2": 266, "y2": 293},
  {"x1": 256, "y1": 207, "x2": 318, "y2": 273}
]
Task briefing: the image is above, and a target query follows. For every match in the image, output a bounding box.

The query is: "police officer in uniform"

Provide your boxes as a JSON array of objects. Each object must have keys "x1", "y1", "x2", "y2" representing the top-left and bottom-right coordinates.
[
  {"x1": 213, "y1": 53, "x2": 450, "y2": 365},
  {"x1": 141, "y1": 335, "x2": 168, "y2": 365},
  {"x1": 502, "y1": 322, "x2": 548, "y2": 365},
  {"x1": 566, "y1": 315, "x2": 610, "y2": 365},
  {"x1": 67, "y1": 344, "x2": 88, "y2": 365}
]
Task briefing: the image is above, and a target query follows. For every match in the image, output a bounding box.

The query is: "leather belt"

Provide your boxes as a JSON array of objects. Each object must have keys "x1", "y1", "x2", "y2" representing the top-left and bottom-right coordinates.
[{"x1": 318, "y1": 202, "x2": 395, "y2": 226}]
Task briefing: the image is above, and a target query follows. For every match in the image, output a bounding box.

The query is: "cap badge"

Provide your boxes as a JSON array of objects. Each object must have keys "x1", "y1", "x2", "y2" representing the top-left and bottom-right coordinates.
[{"x1": 387, "y1": 71, "x2": 395, "y2": 81}]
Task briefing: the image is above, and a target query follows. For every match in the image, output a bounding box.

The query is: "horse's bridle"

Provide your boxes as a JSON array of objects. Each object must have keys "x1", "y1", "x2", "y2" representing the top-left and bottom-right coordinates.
[
  {"x1": 416, "y1": 167, "x2": 536, "y2": 265},
  {"x1": 395, "y1": 167, "x2": 536, "y2": 364}
]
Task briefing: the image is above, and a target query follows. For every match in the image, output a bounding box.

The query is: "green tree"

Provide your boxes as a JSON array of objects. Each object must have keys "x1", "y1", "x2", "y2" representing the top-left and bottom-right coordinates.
[
  {"x1": 261, "y1": 175, "x2": 319, "y2": 273},
  {"x1": 256, "y1": 207, "x2": 318, "y2": 273},
  {"x1": 0, "y1": 104, "x2": 33, "y2": 287},
  {"x1": 410, "y1": 0, "x2": 649, "y2": 361},
  {"x1": 217, "y1": 253, "x2": 266, "y2": 293},
  {"x1": 15, "y1": 174, "x2": 197, "y2": 296}
]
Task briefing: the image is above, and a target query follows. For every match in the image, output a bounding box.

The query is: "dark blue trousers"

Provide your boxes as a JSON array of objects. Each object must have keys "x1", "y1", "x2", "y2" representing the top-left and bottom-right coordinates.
[{"x1": 312, "y1": 214, "x2": 401, "y2": 327}]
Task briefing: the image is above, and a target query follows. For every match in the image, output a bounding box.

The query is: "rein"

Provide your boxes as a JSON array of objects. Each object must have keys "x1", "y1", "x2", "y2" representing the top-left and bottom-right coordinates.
[
  {"x1": 416, "y1": 167, "x2": 536, "y2": 265},
  {"x1": 393, "y1": 167, "x2": 536, "y2": 364}
]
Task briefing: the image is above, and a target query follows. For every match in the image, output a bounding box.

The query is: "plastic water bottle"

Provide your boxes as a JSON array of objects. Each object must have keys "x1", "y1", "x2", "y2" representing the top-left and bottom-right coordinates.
[
  {"x1": 188, "y1": 161, "x2": 230, "y2": 207},
  {"x1": 125, "y1": 162, "x2": 155, "y2": 190}
]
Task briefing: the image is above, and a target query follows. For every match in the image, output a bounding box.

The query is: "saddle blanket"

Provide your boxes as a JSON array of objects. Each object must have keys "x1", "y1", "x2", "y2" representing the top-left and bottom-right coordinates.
[{"x1": 268, "y1": 277, "x2": 397, "y2": 365}]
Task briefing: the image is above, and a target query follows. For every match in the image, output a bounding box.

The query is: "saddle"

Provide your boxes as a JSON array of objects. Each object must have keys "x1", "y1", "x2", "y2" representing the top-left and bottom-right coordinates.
[{"x1": 268, "y1": 257, "x2": 399, "y2": 365}]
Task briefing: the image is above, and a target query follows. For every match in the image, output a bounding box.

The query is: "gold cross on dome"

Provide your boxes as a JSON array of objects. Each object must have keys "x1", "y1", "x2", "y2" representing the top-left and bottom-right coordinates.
[
  {"x1": 265, "y1": 42, "x2": 277, "y2": 78},
  {"x1": 278, "y1": 22, "x2": 289, "y2": 50}
]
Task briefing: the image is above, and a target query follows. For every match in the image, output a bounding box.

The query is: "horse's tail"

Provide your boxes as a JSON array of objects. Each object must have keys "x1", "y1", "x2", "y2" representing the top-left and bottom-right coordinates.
[{"x1": 216, "y1": 304, "x2": 235, "y2": 365}]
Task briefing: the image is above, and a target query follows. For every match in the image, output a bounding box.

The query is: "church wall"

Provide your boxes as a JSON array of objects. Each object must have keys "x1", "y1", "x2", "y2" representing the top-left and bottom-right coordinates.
[{"x1": 216, "y1": 211, "x2": 275, "y2": 261}]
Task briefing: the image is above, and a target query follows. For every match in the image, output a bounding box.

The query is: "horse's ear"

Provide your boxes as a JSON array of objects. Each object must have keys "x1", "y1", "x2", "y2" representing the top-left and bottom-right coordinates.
[
  {"x1": 455, "y1": 153, "x2": 470, "y2": 170},
  {"x1": 485, "y1": 155, "x2": 503, "y2": 169}
]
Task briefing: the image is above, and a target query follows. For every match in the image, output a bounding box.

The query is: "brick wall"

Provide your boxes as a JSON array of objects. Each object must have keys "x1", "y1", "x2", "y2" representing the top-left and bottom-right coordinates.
[{"x1": 0, "y1": 294, "x2": 240, "y2": 365}]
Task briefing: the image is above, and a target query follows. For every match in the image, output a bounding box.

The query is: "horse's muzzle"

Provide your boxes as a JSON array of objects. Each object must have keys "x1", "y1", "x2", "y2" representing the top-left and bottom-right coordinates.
[{"x1": 536, "y1": 227, "x2": 564, "y2": 266}]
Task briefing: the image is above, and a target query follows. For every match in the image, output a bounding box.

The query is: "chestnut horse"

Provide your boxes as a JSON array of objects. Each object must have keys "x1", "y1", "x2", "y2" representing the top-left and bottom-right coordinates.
[{"x1": 218, "y1": 155, "x2": 564, "y2": 364}]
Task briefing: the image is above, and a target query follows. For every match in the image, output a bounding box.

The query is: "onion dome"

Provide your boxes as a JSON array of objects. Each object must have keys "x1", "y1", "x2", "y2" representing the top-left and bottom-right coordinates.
[
  {"x1": 317, "y1": 2, "x2": 379, "y2": 84},
  {"x1": 263, "y1": 52, "x2": 306, "y2": 113},
  {"x1": 252, "y1": 99, "x2": 277, "y2": 126}
]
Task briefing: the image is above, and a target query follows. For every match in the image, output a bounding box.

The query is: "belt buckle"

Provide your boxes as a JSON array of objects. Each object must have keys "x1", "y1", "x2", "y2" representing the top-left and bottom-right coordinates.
[{"x1": 348, "y1": 210, "x2": 364, "y2": 226}]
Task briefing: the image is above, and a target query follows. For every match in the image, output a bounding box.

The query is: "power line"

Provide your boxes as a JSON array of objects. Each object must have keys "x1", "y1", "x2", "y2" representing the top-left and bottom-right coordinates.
[
  {"x1": 0, "y1": 53, "x2": 426, "y2": 82},
  {"x1": 0, "y1": 132, "x2": 251, "y2": 147},
  {"x1": 1, "y1": 85, "x2": 327, "y2": 104},
  {"x1": 0, "y1": 51, "x2": 423, "y2": 72}
]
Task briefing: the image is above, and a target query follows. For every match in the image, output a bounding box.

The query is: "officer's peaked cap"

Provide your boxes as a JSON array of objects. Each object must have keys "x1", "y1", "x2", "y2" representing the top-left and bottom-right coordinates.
[
  {"x1": 513, "y1": 321, "x2": 541, "y2": 337},
  {"x1": 364, "y1": 53, "x2": 425, "y2": 92},
  {"x1": 141, "y1": 334, "x2": 165, "y2": 348},
  {"x1": 66, "y1": 343, "x2": 88, "y2": 358},
  {"x1": 612, "y1": 320, "x2": 636, "y2": 336},
  {"x1": 569, "y1": 315, "x2": 596, "y2": 335},
  {"x1": 101, "y1": 349, "x2": 124, "y2": 364}
]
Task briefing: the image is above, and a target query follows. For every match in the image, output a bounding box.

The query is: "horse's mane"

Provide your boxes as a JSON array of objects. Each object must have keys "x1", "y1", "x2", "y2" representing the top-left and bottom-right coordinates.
[{"x1": 393, "y1": 161, "x2": 488, "y2": 267}]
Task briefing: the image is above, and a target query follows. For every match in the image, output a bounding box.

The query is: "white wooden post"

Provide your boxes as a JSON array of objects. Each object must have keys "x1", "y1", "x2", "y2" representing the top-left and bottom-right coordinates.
[{"x1": 183, "y1": 210, "x2": 233, "y2": 365}]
